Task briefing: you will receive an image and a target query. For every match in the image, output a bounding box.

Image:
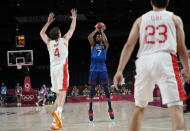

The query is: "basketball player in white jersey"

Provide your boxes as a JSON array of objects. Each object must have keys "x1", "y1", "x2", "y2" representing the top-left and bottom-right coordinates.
[
  {"x1": 40, "y1": 9, "x2": 77, "y2": 130},
  {"x1": 114, "y1": 0, "x2": 190, "y2": 131}
]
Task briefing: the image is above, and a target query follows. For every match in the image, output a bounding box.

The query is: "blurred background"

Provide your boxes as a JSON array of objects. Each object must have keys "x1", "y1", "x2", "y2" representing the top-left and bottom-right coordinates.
[{"x1": 0, "y1": 0, "x2": 190, "y2": 98}]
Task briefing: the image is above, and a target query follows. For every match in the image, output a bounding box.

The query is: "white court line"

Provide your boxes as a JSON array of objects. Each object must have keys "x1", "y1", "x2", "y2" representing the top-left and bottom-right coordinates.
[{"x1": 61, "y1": 122, "x2": 190, "y2": 131}]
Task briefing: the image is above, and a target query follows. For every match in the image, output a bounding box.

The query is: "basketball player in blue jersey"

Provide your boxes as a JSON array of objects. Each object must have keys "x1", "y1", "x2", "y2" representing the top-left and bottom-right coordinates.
[{"x1": 88, "y1": 23, "x2": 114, "y2": 121}]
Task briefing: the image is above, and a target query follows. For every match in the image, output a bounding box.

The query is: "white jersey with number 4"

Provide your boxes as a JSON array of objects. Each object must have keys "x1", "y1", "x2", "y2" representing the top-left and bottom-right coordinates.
[
  {"x1": 49, "y1": 38, "x2": 68, "y2": 67},
  {"x1": 137, "y1": 10, "x2": 177, "y2": 58},
  {"x1": 48, "y1": 38, "x2": 69, "y2": 93}
]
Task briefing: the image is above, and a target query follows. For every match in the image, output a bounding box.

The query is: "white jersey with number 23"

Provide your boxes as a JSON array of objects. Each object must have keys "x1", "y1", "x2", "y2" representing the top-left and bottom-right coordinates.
[{"x1": 137, "y1": 10, "x2": 176, "y2": 58}]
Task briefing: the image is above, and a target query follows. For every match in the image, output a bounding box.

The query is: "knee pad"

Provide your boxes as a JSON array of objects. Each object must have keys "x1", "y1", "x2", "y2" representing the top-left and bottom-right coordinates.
[
  {"x1": 167, "y1": 101, "x2": 183, "y2": 107},
  {"x1": 135, "y1": 100, "x2": 148, "y2": 108}
]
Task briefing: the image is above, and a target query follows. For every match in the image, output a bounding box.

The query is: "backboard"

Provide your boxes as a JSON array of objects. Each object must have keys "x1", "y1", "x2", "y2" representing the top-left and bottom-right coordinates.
[{"x1": 7, "y1": 50, "x2": 33, "y2": 67}]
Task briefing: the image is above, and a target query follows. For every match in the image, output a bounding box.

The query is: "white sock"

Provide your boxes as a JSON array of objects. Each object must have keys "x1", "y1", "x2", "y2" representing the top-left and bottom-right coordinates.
[
  {"x1": 51, "y1": 119, "x2": 56, "y2": 126},
  {"x1": 57, "y1": 106, "x2": 63, "y2": 118},
  {"x1": 176, "y1": 130, "x2": 185, "y2": 131},
  {"x1": 57, "y1": 106, "x2": 63, "y2": 113},
  {"x1": 52, "y1": 119, "x2": 56, "y2": 125}
]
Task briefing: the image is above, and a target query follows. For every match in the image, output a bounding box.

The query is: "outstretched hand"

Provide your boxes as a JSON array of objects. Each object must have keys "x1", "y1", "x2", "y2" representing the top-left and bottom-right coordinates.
[
  {"x1": 70, "y1": 9, "x2": 77, "y2": 19},
  {"x1": 113, "y1": 71, "x2": 123, "y2": 90},
  {"x1": 48, "y1": 12, "x2": 55, "y2": 24}
]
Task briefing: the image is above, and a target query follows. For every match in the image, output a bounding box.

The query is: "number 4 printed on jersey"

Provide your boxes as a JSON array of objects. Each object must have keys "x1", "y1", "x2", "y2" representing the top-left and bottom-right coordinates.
[
  {"x1": 54, "y1": 48, "x2": 60, "y2": 57},
  {"x1": 145, "y1": 24, "x2": 167, "y2": 44}
]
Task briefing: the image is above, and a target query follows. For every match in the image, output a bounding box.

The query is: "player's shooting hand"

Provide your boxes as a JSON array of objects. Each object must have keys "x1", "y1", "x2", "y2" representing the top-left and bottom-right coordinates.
[
  {"x1": 70, "y1": 9, "x2": 77, "y2": 19},
  {"x1": 94, "y1": 28, "x2": 100, "y2": 32},
  {"x1": 102, "y1": 24, "x2": 106, "y2": 31},
  {"x1": 48, "y1": 12, "x2": 55, "y2": 24},
  {"x1": 113, "y1": 71, "x2": 123, "y2": 90},
  {"x1": 181, "y1": 68, "x2": 190, "y2": 84}
]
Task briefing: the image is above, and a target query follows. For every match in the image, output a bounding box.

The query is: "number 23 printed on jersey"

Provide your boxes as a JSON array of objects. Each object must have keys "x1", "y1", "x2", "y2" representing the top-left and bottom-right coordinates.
[{"x1": 145, "y1": 24, "x2": 167, "y2": 44}]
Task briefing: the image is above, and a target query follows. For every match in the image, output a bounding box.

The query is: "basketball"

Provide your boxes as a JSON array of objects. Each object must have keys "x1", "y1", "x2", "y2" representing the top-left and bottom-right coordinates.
[
  {"x1": 95, "y1": 22, "x2": 103, "y2": 29},
  {"x1": 2, "y1": 1, "x2": 190, "y2": 131}
]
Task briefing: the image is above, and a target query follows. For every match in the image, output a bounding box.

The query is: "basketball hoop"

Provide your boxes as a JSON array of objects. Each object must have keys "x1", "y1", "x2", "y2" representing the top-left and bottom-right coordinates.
[{"x1": 16, "y1": 62, "x2": 23, "y2": 69}]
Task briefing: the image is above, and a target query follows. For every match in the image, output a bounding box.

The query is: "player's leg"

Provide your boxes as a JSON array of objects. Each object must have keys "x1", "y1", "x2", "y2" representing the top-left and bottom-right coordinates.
[
  {"x1": 129, "y1": 89, "x2": 154, "y2": 131},
  {"x1": 50, "y1": 93, "x2": 59, "y2": 128},
  {"x1": 102, "y1": 84, "x2": 112, "y2": 110},
  {"x1": 88, "y1": 71, "x2": 97, "y2": 121},
  {"x1": 128, "y1": 105, "x2": 146, "y2": 131},
  {"x1": 128, "y1": 60, "x2": 155, "y2": 131},
  {"x1": 17, "y1": 95, "x2": 21, "y2": 106},
  {"x1": 103, "y1": 84, "x2": 114, "y2": 120},
  {"x1": 89, "y1": 85, "x2": 96, "y2": 111},
  {"x1": 56, "y1": 90, "x2": 67, "y2": 111},
  {"x1": 42, "y1": 97, "x2": 46, "y2": 106},
  {"x1": 53, "y1": 94, "x2": 59, "y2": 110},
  {"x1": 16, "y1": 95, "x2": 19, "y2": 104},
  {"x1": 37, "y1": 94, "x2": 43, "y2": 103},
  {"x1": 158, "y1": 83, "x2": 187, "y2": 131},
  {"x1": 52, "y1": 64, "x2": 68, "y2": 128},
  {"x1": 51, "y1": 91, "x2": 66, "y2": 129},
  {"x1": 50, "y1": 64, "x2": 67, "y2": 129},
  {"x1": 18, "y1": 95, "x2": 21, "y2": 104},
  {"x1": 168, "y1": 103, "x2": 186, "y2": 131},
  {"x1": 99, "y1": 71, "x2": 114, "y2": 120},
  {"x1": 37, "y1": 96, "x2": 43, "y2": 105},
  {"x1": 157, "y1": 54, "x2": 187, "y2": 131}
]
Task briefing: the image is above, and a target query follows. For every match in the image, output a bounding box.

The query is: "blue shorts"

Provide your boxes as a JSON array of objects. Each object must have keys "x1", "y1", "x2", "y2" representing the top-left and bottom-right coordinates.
[{"x1": 88, "y1": 71, "x2": 109, "y2": 85}]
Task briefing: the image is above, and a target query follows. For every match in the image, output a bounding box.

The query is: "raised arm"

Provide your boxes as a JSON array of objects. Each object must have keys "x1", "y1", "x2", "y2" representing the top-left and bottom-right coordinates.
[
  {"x1": 63, "y1": 9, "x2": 77, "y2": 41},
  {"x1": 100, "y1": 30, "x2": 109, "y2": 50},
  {"x1": 88, "y1": 28, "x2": 99, "y2": 47},
  {"x1": 40, "y1": 12, "x2": 55, "y2": 44},
  {"x1": 113, "y1": 17, "x2": 141, "y2": 89},
  {"x1": 173, "y1": 15, "x2": 190, "y2": 83}
]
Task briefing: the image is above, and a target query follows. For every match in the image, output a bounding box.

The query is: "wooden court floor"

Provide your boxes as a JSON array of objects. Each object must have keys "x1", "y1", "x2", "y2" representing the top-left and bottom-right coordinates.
[{"x1": 0, "y1": 101, "x2": 190, "y2": 131}]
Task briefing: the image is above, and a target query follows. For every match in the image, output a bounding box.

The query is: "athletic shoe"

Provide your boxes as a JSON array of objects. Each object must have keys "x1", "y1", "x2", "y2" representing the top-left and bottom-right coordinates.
[
  {"x1": 50, "y1": 125, "x2": 61, "y2": 130},
  {"x1": 35, "y1": 102, "x2": 39, "y2": 106},
  {"x1": 108, "y1": 109, "x2": 114, "y2": 120},
  {"x1": 88, "y1": 110, "x2": 93, "y2": 121},
  {"x1": 51, "y1": 111, "x2": 62, "y2": 129}
]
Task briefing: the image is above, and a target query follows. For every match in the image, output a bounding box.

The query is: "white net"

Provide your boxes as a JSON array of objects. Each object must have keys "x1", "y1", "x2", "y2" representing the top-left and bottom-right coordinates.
[{"x1": 16, "y1": 62, "x2": 23, "y2": 69}]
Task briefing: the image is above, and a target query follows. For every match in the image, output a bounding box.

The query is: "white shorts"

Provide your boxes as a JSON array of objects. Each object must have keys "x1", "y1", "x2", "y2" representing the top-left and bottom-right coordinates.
[
  {"x1": 50, "y1": 64, "x2": 69, "y2": 93},
  {"x1": 134, "y1": 52, "x2": 187, "y2": 107}
]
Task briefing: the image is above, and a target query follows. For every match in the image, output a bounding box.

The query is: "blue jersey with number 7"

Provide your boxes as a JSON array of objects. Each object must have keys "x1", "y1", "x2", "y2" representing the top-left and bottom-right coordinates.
[{"x1": 90, "y1": 43, "x2": 107, "y2": 72}]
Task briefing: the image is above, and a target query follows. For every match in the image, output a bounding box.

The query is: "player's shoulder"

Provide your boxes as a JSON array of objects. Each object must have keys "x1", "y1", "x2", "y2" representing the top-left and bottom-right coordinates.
[
  {"x1": 134, "y1": 16, "x2": 142, "y2": 28},
  {"x1": 136, "y1": 16, "x2": 142, "y2": 24},
  {"x1": 172, "y1": 14, "x2": 183, "y2": 27},
  {"x1": 61, "y1": 37, "x2": 69, "y2": 43},
  {"x1": 172, "y1": 14, "x2": 182, "y2": 22}
]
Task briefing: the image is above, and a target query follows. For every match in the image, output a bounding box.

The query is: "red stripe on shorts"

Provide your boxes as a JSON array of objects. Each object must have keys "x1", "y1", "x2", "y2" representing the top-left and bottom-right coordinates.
[
  {"x1": 171, "y1": 54, "x2": 187, "y2": 101},
  {"x1": 100, "y1": 82, "x2": 108, "y2": 84},
  {"x1": 62, "y1": 57, "x2": 68, "y2": 91},
  {"x1": 88, "y1": 82, "x2": 96, "y2": 85}
]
